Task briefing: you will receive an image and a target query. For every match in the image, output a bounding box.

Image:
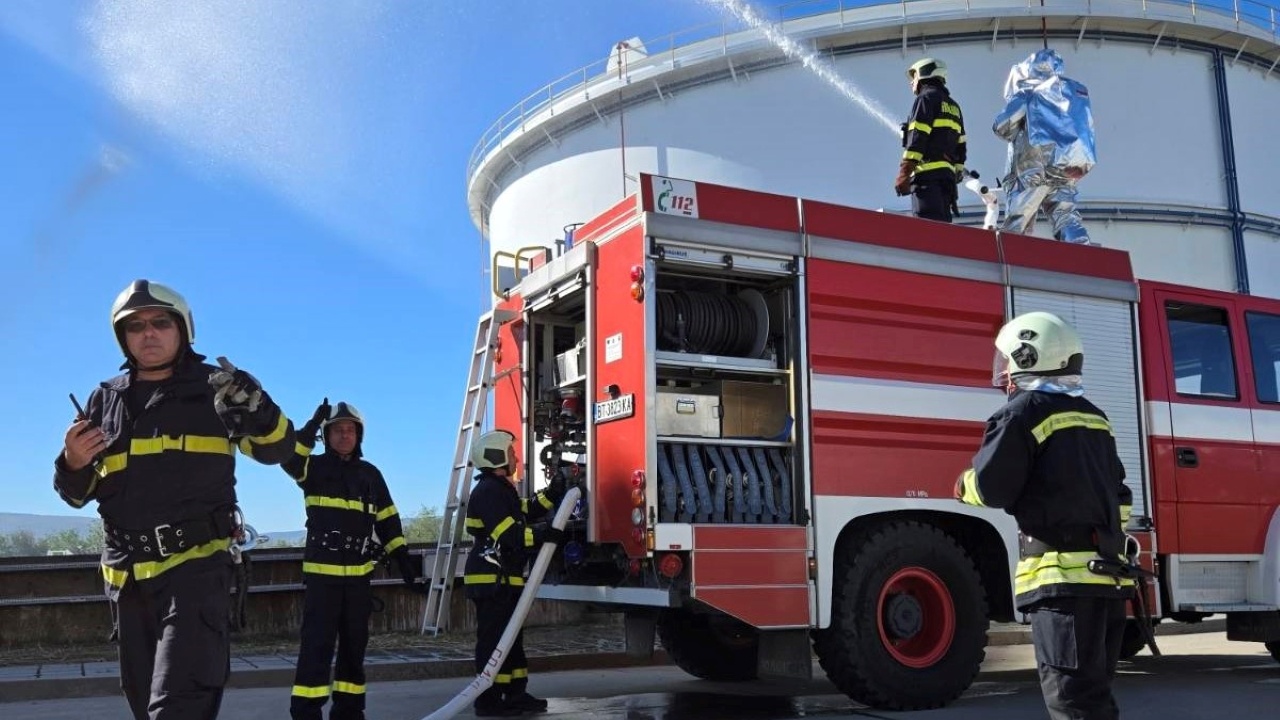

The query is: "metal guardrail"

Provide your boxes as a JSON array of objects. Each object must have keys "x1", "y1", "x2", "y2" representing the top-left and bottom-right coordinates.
[{"x1": 464, "y1": 0, "x2": 1280, "y2": 190}]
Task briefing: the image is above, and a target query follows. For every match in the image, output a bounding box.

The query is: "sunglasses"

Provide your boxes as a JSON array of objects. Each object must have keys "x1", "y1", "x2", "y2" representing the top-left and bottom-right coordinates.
[{"x1": 124, "y1": 316, "x2": 176, "y2": 334}]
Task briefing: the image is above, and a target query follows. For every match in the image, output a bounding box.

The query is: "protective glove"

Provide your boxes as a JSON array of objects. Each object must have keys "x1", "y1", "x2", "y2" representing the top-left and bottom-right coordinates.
[
  {"x1": 209, "y1": 357, "x2": 268, "y2": 436},
  {"x1": 393, "y1": 548, "x2": 420, "y2": 587},
  {"x1": 894, "y1": 160, "x2": 916, "y2": 196},
  {"x1": 298, "y1": 398, "x2": 330, "y2": 449},
  {"x1": 545, "y1": 471, "x2": 568, "y2": 505},
  {"x1": 953, "y1": 472, "x2": 965, "y2": 501},
  {"x1": 954, "y1": 165, "x2": 970, "y2": 184},
  {"x1": 539, "y1": 525, "x2": 566, "y2": 547}
]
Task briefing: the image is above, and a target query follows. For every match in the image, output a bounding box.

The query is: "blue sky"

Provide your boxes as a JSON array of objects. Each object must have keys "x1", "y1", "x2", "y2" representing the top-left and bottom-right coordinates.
[{"x1": 0, "y1": 0, "x2": 735, "y2": 533}]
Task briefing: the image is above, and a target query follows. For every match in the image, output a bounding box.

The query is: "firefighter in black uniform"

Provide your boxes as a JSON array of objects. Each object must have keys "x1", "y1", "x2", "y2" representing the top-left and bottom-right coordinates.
[
  {"x1": 283, "y1": 400, "x2": 418, "y2": 720},
  {"x1": 54, "y1": 279, "x2": 296, "y2": 720},
  {"x1": 464, "y1": 429, "x2": 567, "y2": 717},
  {"x1": 956, "y1": 311, "x2": 1136, "y2": 720},
  {"x1": 895, "y1": 57, "x2": 968, "y2": 223}
]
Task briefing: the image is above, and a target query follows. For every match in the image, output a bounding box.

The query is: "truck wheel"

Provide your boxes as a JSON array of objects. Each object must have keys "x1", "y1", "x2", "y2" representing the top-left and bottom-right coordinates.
[
  {"x1": 657, "y1": 608, "x2": 759, "y2": 681},
  {"x1": 813, "y1": 521, "x2": 988, "y2": 710},
  {"x1": 1118, "y1": 618, "x2": 1149, "y2": 660}
]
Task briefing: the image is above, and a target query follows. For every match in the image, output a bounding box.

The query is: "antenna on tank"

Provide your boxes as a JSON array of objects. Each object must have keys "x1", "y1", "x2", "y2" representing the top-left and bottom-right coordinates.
[
  {"x1": 615, "y1": 40, "x2": 631, "y2": 198},
  {"x1": 1040, "y1": 0, "x2": 1049, "y2": 49}
]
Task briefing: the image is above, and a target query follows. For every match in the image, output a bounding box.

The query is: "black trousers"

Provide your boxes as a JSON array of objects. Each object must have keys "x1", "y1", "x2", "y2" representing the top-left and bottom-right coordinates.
[
  {"x1": 911, "y1": 175, "x2": 956, "y2": 223},
  {"x1": 472, "y1": 584, "x2": 529, "y2": 705},
  {"x1": 115, "y1": 555, "x2": 233, "y2": 720},
  {"x1": 290, "y1": 579, "x2": 373, "y2": 720},
  {"x1": 1029, "y1": 596, "x2": 1127, "y2": 720}
]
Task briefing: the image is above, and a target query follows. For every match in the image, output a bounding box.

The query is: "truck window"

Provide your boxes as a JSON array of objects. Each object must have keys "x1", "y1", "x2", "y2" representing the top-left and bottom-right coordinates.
[
  {"x1": 1245, "y1": 311, "x2": 1280, "y2": 404},
  {"x1": 1165, "y1": 302, "x2": 1238, "y2": 399}
]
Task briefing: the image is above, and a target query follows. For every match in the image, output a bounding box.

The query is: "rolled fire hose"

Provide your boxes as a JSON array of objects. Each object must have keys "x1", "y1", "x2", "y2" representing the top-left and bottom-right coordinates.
[{"x1": 421, "y1": 486, "x2": 583, "y2": 720}]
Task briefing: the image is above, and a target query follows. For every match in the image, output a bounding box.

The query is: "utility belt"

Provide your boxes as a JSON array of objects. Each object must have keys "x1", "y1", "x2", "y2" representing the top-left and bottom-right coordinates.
[
  {"x1": 308, "y1": 530, "x2": 378, "y2": 558},
  {"x1": 105, "y1": 508, "x2": 236, "y2": 561},
  {"x1": 1017, "y1": 526, "x2": 1100, "y2": 559}
]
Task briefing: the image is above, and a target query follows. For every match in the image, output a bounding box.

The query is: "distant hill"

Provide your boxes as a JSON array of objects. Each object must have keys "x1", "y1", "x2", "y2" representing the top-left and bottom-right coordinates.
[
  {"x1": 0, "y1": 512, "x2": 98, "y2": 538},
  {"x1": 0, "y1": 512, "x2": 307, "y2": 544}
]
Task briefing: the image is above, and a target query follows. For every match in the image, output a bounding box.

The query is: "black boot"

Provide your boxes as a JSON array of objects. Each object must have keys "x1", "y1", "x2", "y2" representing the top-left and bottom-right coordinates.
[
  {"x1": 505, "y1": 691, "x2": 548, "y2": 714},
  {"x1": 474, "y1": 688, "x2": 521, "y2": 717}
]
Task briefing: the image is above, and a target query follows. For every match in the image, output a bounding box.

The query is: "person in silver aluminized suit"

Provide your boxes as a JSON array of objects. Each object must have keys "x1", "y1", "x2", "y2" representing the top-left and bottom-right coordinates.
[{"x1": 993, "y1": 48, "x2": 1096, "y2": 244}]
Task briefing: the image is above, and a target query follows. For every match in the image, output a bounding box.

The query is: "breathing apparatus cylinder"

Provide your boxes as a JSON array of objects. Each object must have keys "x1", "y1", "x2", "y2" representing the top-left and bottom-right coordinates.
[{"x1": 420, "y1": 486, "x2": 584, "y2": 720}]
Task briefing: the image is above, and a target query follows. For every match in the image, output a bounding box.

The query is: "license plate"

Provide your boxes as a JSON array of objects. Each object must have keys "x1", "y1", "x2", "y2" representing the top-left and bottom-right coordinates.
[{"x1": 594, "y1": 394, "x2": 635, "y2": 424}]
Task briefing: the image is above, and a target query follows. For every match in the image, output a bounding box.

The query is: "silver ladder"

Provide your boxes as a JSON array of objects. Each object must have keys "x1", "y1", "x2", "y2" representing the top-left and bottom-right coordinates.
[{"x1": 421, "y1": 308, "x2": 517, "y2": 635}]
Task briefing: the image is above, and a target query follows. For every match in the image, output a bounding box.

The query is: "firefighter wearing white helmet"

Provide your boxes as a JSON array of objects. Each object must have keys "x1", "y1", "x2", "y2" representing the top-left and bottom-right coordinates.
[
  {"x1": 281, "y1": 399, "x2": 413, "y2": 720},
  {"x1": 463, "y1": 429, "x2": 567, "y2": 716},
  {"x1": 956, "y1": 311, "x2": 1136, "y2": 720},
  {"x1": 896, "y1": 57, "x2": 967, "y2": 223},
  {"x1": 55, "y1": 278, "x2": 296, "y2": 720}
]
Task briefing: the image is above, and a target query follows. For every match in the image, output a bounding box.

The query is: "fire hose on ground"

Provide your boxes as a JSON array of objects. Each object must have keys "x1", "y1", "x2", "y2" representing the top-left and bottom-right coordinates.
[{"x1": 420, "y1": 486, "x2": 583, "y2": 720}]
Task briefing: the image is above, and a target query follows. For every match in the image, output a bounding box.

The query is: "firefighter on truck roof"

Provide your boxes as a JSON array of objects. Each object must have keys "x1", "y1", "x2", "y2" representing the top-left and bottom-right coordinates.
[
  {"x1": 955, "y1": 311, "x2": 1136, "y2": 720},
  {"x1": 895, "y1": 57, "x2": 968, "y2": 223},
  {"x1": 463, "y1": 429, "x2": 566, "y2": 717},
  {"x1": 54, "y1": 279, "x2": 296, "y2": 720}
]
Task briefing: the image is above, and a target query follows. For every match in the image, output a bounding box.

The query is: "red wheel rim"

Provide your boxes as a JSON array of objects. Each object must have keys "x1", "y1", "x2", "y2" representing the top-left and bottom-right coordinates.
[{"x1": 875, "y1": 566, "x2": 956, "y2": 668}]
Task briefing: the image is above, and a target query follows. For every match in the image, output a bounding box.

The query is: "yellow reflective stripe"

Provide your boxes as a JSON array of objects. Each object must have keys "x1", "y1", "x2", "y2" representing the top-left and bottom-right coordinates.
[
  {"x1": 903, "y1": 150, "x2": 923, "y2": 161},
  {"x1": 520, "y1": 498, "x2": 530, "y2": 514},
  {"x1": 292, "y1": 685, "x2": 330, "y2": 699},
  {"x1": 295, "y1": 455, "x2": 311, "y2": 485},
  {"x1": 463, "y1": 574, "x2": 526, "y2": 586},
  {"x1": 332, "y1": 681, "x2": 365, "y2": 695},
  {"x1": 97, "y1": 452, "x2": 128, "y2": 478},
  {"x1": 102, "y1": 563, "x2": 129, "y2": 589},
  {"x1": 247, "y1": 412, "x2": 289, "y2": 444},
  {"x1": 303, "y1": 561, "x2": 376, "y2": 577},
  {"x1": 132, "y1": 538, "x2": 231, "y2": 581},
  {"x1": 382, "y1": 536, "x2": 406, "y2": 554},
  {"x1": 294, "y1": 442, "x2": 313, "y2": 457},
  {"x1": 958, "y1": 468, "x2": 985, "y2": 507},
  {"x1": 916, "y1": 160, "x2": 954, "y2": 172},
  {"x1": 491, "y1": 516, "x2": 516, "y2": 542},
  {"x1": 375, "y1": 504, "x2": 398, "y2": 521},
  {"x1": 1031, "y1": 412, "x2": 1112, "y2": 444},
  {"x1": 537, "y1": 493, "x2": 554, "y2": 511},
  {"x1": 305, "y1": 496, "x2": 372, "y2": 513},
  {"x1": 512, "y1": 667, "x2": 528, "y2": 679},
  {"x1": 1120, "y1": 505, "x2": 1132, "y2": 524},
  {"x1": 958, "y1": 134, "x2": 967, "y2": 143},
  {"x1": 465, "y1": 517, "x2": 484, "y2": 529},
  {"x1": 524, "y1": 528, "x2": 534, "y2": 548},
  {"x1": 1015, "y1": 551, "x2": 1136, "y2": 595},
  {"x1": 908, "y1": 121, "x2": 931, "y2": 133},
  {"x1": 494, "y1": 673, "x2": 513, "y2": 685},
  {"x1": 131, "y1": 435, "x2": 232, "y2": 456},
  {"x1": 933, "y1": 118, "x2": 961, "y2": 132}
]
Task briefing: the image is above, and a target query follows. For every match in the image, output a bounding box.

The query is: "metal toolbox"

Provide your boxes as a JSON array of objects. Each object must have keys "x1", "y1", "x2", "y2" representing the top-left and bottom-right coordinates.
[{"x1": 655, "y1": 384, "x2": 721, "y2": 437}]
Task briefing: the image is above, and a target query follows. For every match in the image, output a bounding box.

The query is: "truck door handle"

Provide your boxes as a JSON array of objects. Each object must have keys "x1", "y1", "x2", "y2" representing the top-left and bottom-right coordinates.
[{"x1": 1175, "y1": 447, "x2": 1198, "y2": 468}]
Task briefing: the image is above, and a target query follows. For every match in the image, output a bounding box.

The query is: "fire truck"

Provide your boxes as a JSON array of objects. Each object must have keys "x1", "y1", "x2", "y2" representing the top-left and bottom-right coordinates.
[{"x1": 434, "y1": 173, "x2": 1280, "y2": 710}]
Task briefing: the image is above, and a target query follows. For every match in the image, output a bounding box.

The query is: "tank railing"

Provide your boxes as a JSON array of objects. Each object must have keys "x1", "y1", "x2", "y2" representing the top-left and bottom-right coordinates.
[{"x1": 467, "y1": 0, "x2": 1280, "y2": 187}]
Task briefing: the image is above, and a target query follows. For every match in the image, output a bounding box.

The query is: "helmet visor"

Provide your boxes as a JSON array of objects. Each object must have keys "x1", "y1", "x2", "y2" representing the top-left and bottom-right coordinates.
[{"x1": 992, "y1": 348, "x2": 1012, "y2": 388}]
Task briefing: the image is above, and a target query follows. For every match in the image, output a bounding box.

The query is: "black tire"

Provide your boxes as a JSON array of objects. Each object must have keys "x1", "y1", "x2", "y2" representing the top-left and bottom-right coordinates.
[
  {"x1": 657, "y1": 608, "x2": 759, "y2": 681},
  {"x1": 813, "y1": 521, "x2": 989, "y2": 710},
  {"x1": 1118, "y1": 618, "x2": 1150, "y2": 660},
  {"x1": 1266, "y1": 640, "x2": 1280, "y2": 664}
]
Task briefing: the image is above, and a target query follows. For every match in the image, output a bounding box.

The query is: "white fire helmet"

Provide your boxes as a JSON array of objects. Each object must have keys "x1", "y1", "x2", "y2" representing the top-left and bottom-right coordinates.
[{"x1": 992, "y1": 311, "x2": 1084, "y2": 387}]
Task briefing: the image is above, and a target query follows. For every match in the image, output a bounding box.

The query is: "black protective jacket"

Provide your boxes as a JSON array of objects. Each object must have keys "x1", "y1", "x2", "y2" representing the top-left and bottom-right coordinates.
[
  {"x1": 958, "y1": 389, "x2": 1135, "y2": 608},
  {"x1": 53, "y1": 351, "x2": 295, "y2": 597},
  {"x1": 282, "y1": 445, "x2": 406, "y2": 581},
  {"x1": 462, "y1": 471, "x2": 556, "y2": 598},
  {"x1": 902, "y1": 81, "x2": 967, "y2": 180}
]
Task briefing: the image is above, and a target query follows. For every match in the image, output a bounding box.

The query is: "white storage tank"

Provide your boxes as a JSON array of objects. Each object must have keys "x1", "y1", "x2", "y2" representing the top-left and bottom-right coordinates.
[{"x1": 467, "y1": 0, "x2": 1280, "y2": 297}]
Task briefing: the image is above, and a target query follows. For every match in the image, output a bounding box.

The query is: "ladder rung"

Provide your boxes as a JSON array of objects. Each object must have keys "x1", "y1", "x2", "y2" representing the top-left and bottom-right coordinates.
[{"x1": 467, "y1": 383, "x2": 484, "y2": 393}]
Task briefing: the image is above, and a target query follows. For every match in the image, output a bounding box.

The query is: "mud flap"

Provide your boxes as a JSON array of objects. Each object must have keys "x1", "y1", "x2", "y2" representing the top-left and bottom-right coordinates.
[
  {"x1": 625, "y1": 609, "x2": 658, "y2": 659},
  {"x1": 757, "y1": 629, "x2": 812, "y2": 680}
]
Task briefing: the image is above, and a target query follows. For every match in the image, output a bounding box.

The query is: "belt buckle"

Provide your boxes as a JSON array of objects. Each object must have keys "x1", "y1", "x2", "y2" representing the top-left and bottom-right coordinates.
[{"x1": 155, "y1": 523, "x2": 173, "y2": 557}]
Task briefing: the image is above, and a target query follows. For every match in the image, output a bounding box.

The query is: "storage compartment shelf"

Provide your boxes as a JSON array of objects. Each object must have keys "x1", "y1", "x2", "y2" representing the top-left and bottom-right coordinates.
[
  {"x1": 658, "y1": 435, "x2": 790, "y2": 448},
  {"x1": 655, "y1": 350, "x2": 785, "y2": 375}
]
